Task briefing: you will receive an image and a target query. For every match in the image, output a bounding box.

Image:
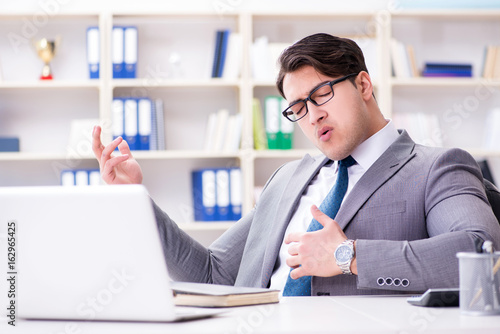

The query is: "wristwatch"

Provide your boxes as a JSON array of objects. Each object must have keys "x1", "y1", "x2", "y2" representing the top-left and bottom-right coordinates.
[{"x1": 334, "y1": 239, "x2": 355, "y2": 275}]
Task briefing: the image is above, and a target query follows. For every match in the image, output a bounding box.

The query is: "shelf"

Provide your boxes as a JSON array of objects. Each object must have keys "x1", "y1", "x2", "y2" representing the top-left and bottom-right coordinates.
[
  {"x1": 392, "y1": 9, "x2": 500, "y2": 19},
  {"x1": 391, "y1": 77, "x2": 500, "y2": 87},
  {"x1": 132, "y1": 150, "x2": 241, "y2": 160},
  {"x1": 111, "y1": 78, "x2": 241, "y2": 88},
  {"x1": 0, "y1": 152, "x2": 96, "y2": 161},
  {"x1": 0, "y1": 81, "x2": 101, "y2": 89}
]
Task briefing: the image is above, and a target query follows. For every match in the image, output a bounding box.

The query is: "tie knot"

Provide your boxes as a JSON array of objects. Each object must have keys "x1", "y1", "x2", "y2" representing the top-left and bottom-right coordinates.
[{"x1": 339, "y1": 155, "x2": 356, "y2": 168}]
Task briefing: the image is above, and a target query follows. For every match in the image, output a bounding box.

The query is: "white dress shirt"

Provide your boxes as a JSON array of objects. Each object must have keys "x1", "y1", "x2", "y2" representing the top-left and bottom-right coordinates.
[{"x1": 270, "y1": 120, "x2": 400, "y2": 292}]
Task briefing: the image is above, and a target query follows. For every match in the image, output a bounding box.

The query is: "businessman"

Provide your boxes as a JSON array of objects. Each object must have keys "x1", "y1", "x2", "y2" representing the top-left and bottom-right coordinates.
[{"x1": 92, "y1": 33, "x2": 500, "y2": 296}]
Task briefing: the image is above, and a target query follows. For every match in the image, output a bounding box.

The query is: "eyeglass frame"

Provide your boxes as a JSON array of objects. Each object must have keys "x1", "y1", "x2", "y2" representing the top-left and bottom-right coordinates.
[{"x1": 281, "y1": 72, "x2": 359, "y2": 122}]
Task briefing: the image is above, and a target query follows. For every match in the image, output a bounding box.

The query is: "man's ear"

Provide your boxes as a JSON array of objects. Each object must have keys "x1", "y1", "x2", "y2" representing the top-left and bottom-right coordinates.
[{"x1": 357, "y1": 71, "x2": 373, "y2": 101}]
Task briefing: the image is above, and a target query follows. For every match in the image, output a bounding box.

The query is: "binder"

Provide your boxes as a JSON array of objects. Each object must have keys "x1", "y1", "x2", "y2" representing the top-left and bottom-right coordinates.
[
  {"x1": 216, "y1": 169, "x2": 230, "y2": 221},
  {"x1": 192, "y1": 169, "x2": 217, "y2": 221},
  {"x1": 75, "y1": 170, "x2": 89, "y2": 186},
  {"x1": 88, "y1": 170, "x2": 102, "y2": 186},
  {"x1": 112, "y1": 26, "x2": 124, "y2": 79},
  {"x1": 111, "y1": 98, "x2": 124, "y2": 141},
  {"x1": 61, "y1": 170, "x2": 75, "y2": 186},
  {"x1": 138, "y1": 98, "x2": 152, "y2": 150},
  {"x1": 124, "y1": 26, "x2": 138, "y2": 78},
  {"x1": 124, "y1": 98, "x2": 139, "y2": 150},
  {"x1": 86, "y1": 27, "x2": 100, "y2": 79},
  {"x1": 229, "y1": 168, "x2": 242, "y2": 221},
  {"x1": 279, "y1": 97, "x2": 293, "y2": 149},
  {"x1": 264, "y1": 96, "x2": 281, "y2": 149}
]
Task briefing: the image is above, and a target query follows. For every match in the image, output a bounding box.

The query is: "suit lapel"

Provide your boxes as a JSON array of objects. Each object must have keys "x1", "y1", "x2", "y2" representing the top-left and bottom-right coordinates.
[
  {"x1": 259, "y1": 154, "x2": 329, "y2": 286},
  {"x1": 335, "y1": 130, "x2": 417, "y2": 230}
]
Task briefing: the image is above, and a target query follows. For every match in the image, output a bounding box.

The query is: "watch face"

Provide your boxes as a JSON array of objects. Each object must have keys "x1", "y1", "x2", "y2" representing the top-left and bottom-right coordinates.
[{"x1": 335, "y1": 245, "x2": 353, "y2": 263}]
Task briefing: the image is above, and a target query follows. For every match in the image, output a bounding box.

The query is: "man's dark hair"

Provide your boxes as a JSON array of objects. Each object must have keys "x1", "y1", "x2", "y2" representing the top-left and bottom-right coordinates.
[{"x1": 276, "y1": 33, "x2": 368, "y2": 98}]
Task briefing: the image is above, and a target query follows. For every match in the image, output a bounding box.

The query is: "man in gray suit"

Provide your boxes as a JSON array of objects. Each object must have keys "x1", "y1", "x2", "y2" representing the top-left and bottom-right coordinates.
[{"x1": 92, "y1": 33, "x2": 500, "y2": 296}]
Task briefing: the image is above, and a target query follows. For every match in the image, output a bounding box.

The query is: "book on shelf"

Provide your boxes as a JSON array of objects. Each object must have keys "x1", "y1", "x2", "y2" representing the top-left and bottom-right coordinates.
[
  {"x1": 481, "y1": 45, "x2": 500, "y2": 79},
  {"x1": 0, "y1": 137, "x2": 20, "y2": 152},
  {"x1": 112, "y1": 97, "x2": 165, "y2": 151},
  {"x1": 211, "y1": 29, "x2": 231, "y2": 78},
  {"x1": 252, "y1": 98, "x2": 268, "y2": 150},
  {"x1": 393, "y1": 112, "x2": 443, "y2": 147},
  {"x1": 171, "y1": 281, "x2": 280, "y2": 308},
  {"x1": 192, "y1": 167, "x2": 242, "y2": 222},
  {"x1": 86, "y1": 27, "x2": 100, "y2": 79},
  {"x1": 203, "y1": 109, "x2": 242, "y2": 153},
  {"x1": 421, "y1": 63, "x2": 472, "y2": 78},
  {"x1": 390, "y1": 38, "x2": 416, "y2": 78},
  {"x1": 351, "y1": 37, "x2": 378, "y2": 80},
  {"x1": 251, "y1": 36, "x2": 289, "y2": 81},
  {"x1": 152, "y1": 98, "x2": 166, "y2": 151},
  {"x1": 222, "y1": 32, "x2": 242, "y2": 80}
]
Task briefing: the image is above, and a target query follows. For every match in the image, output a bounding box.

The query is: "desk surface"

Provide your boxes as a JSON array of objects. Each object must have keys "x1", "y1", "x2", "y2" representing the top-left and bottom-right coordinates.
[{"x1": 3, "y1": 296, "x2": 500, "y2": 334}]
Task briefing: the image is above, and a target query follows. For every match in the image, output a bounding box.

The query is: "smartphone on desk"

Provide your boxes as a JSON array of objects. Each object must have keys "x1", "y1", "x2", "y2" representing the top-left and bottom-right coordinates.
[{"x1": 407, "y1": 288, "x2": 459, "y2": 307}]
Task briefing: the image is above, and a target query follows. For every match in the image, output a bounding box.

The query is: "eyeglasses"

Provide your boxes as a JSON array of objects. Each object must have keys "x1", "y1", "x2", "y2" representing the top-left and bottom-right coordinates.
[{"x1": 282, "y1": 73, "x2": 358, "y2": 122}]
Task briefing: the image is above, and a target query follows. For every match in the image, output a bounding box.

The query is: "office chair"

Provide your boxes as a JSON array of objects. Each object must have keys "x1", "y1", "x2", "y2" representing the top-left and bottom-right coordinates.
[{"x1": 484, "y1": 178, "x2": 500, "y2": 225}]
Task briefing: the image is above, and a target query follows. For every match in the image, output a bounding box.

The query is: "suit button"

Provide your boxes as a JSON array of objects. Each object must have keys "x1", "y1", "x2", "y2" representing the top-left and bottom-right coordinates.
[{"x1": 377, "y1": 277, "x2": 385, "y2": 286}]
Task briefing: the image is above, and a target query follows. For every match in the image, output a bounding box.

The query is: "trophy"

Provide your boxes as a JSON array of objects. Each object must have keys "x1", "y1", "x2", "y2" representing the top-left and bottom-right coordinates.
[{"x1": 34, "y1": 37, "x2": 60, "y2": 80}]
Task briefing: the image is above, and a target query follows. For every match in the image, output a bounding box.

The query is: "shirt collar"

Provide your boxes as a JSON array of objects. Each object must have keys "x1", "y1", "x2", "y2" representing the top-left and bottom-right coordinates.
[{"x1": 349, "y1": 119, "x2": 400, "y2": 172}]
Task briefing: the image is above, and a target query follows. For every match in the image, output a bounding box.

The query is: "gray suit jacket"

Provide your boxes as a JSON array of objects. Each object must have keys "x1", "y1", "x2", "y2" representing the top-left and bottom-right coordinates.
[{"x1": 154, "y1": 130, "x2": 500, "y2": 295}]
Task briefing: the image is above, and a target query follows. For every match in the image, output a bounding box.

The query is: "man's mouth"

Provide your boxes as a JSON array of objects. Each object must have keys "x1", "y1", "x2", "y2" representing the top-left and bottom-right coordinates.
[{"x1": 318, "y1": 127, "x2": 333, "y2": 141}]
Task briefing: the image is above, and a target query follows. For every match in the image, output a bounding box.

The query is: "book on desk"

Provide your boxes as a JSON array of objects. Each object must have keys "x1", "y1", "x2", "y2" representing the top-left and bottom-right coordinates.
[{"x1": 171, "y1": 282, "x2": 280, "y2": 308}]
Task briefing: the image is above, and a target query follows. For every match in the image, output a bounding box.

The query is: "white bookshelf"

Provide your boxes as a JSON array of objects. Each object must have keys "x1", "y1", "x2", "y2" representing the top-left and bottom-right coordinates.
[{"x1": 1, "y1": 8, "x2": 499, "y2": 246}]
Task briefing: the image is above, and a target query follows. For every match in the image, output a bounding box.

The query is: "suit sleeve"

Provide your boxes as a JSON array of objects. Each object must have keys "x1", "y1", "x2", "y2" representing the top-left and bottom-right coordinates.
[
  {"x1": 355, "y1": 148, "x2": 500, "y2": 292},
  {"x1": 153, "y1": 200, "x2": 254, "y2": 285},
  {"x1": 152, "y1": 161, "x2": 289, "y2": 286}
]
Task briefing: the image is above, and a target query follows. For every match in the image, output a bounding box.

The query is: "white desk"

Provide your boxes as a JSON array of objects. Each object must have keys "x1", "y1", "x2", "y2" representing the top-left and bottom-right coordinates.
[{"x1": 2, "y1": 296, "x2": 500, "y2": 334}]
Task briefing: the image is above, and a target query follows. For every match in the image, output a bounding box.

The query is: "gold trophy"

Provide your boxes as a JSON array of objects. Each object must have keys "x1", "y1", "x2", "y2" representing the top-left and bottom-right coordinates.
[{"x1": 34, "y1": 37, "x2": 60, "y2": 80}]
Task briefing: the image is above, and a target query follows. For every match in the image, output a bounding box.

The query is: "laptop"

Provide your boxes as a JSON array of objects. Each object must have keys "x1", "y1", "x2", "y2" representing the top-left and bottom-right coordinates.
[{"x1": 0, "y1": 184, "x2": 224, "y2": 322}]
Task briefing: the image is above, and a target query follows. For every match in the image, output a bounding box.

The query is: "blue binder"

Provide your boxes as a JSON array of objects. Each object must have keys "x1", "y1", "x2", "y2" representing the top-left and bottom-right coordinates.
[
  {"x1": 124, "y1": 98, "x2": 139, "y2": 150},
  {"x1": 112, "y1": 98, "x2": 125, "y2": 144},
  {"x1": 61, "y1": 170, "x2": 75, "y2": 186},
  {"x1": 216, "y1": 169, "x2": 230, "y2": 221},
  {"x1": 112, "y1": 26, "x2": 124, "y2": 78},
  {"x1": 192, "y1": 169, "x2": 218, "y2": 221},
  {"x1": 138, "y1": 98, "x2": 152, "y2": 150},
  {"x1": 229, "y1": 168, "x2": 242, "y2": 221},
  {"x1": 123, "y1": 26, "x2": 138, "y2": 78},
  {"x1": 86, "y1": 27, "x2": 100, "y2": 79}
]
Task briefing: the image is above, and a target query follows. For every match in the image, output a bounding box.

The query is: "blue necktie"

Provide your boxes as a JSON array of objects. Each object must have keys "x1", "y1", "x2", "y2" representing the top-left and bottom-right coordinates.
[{"x1": 282, "y1": 155, "x2": 356, "y2": 296}]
